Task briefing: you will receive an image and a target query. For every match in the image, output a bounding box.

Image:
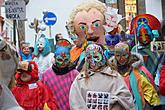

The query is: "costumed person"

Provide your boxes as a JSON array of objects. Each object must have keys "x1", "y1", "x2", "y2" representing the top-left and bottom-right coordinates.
[
  {"x1": 110, "y1": 42, "x2": 160, "y2": 110},
  {"x1": 33, "y1": 34, "x2": 54, "y2": 79},
  {"x1": 105, "y1": 27, "x2": 135, "y2": 57},
  {"x1": 67, "y1": 0, "x2": 106, "y2": 71},
  {"x1": 41, "y1": 39, "x2": 79, "y2": 110},
  {"x1": 12, "y1": 61, "x2": 58, "y2": 110},
  {"x1": 55, "y1": 33, "x2": 63, "y2": 42},
  {"x1": 105, "y1": 27, "x2": 121, "y2": 58},
  {"x1": 69, "y1": 43, "x2": 135, "y2": 110},
  {"x1": 103, "y1": 7, "x2": 123, "y2": 59},
  {"x1": 19, "y1": 42, "x2": 34, "y2": 61},
  {"x1": 0, "y1": 36, "x2": 23, "y2": 109},
  {"x1": 131, "y1": 14, "x2": 161, "y2": 78},
  {"x1": 159, "y1": 44, "x2": 165, "y2": 109}
]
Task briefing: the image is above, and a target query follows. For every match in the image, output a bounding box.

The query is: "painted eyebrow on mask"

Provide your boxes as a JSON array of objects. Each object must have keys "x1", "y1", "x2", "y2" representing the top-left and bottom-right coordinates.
[
  {"x1": 78, "y1": 22, "x2": 86, "y2": 25},
  {"x1": 92, "y1": 20, "x2": 100, "y2": 24}
]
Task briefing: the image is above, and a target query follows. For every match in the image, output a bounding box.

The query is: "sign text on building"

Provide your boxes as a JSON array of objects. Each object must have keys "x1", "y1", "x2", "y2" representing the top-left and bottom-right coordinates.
[{"x1": 5, "y1": 0, "x2": 26, "y2": 20}]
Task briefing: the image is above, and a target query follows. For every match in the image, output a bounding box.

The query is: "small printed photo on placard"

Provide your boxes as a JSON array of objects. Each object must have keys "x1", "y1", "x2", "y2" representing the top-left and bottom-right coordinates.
[{"x1": 86, "y1": 91, "x2": 110, "y2": 110}]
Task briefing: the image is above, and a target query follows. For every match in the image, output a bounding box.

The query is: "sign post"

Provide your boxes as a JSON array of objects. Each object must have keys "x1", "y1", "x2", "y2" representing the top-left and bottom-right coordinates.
[
  {"x1": 43, "y1": 11, "x2": 57, "y2": 38},
  {"x1": 5, "y1": 0, "x2": 26, "y2": 45},
  {"x1": 5, "y1": 0, "x2": 26, "y2": 20}
]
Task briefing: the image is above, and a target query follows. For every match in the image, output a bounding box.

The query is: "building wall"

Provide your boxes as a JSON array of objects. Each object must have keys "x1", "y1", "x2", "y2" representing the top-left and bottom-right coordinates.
[
  {"x1": 0, "y1": 16, "x2": 4, "y2": 32},
  {"x1": 99, "y1": 0, "x2": 105, "y2": 2},
  {"x1": 3, "y1": 19, "x2": 13, "y2": 42},
  {"x1": 118, "y1": 0, "x2": 126, "y2": 30},
  {"x1": 137, "y1": 0, "x2": 146, "y2": 14},
  {"x1": 145, "y1": 0, "x2": 162, "y2": 21},
  {"x1": 0, "y1": 1, "x2": 4, "y2": 33},
  {"x1": 1, "y1": 5, "x2": 14, "y2": 42},
  {"x1": 162, "y1": 0, "x2": 165, "y2": 19}
]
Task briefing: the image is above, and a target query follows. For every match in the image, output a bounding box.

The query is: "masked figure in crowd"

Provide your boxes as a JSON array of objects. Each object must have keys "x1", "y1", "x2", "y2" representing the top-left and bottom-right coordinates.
[
  {"x1": 131, "y1": 14, "x2": 161, "y2": 78},
  {"x1": 105, "y1": 27, "x2": 121, "y2": 58},
  {"x1": 110, "y1": 42, "x2": 160, "y2": 110},
  {"x1": 33, "y1": 34, "x2": 54, "y2": 79},
  {"x1": 19, "y1": 42, "x2": 34, "y2": 61},
  {"x1": 41, "y1": 39, "x2": 79, "y2": 110},
  {"x1": 158, "y1": 44, "x2": 165, "y2": 109},
  {"x1": 70, "y1": 43, "x2": 135, "y2": 110},
  {"x1": 12, "y1": 61, "x2": 58, "y2": 110}
]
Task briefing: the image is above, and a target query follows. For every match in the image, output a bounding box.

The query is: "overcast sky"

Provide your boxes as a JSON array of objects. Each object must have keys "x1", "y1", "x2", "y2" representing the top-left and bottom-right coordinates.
[{"x1": 25, "y1": 0, "x2": 84, "y2": 46}]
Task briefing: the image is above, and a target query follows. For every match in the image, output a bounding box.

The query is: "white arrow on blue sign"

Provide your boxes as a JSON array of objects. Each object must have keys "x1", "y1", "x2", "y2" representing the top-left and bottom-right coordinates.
[{"x1": 43, "y1": 12, "x2": 57, "y2": 26}]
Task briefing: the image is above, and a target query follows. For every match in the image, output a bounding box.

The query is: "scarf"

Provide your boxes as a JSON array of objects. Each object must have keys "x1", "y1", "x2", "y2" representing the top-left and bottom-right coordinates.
[
  {"x1": 52, "y1": 64, "x2": 75, "y2": 75},
  {"x1": 20, "y1": 53, "x2": 33, "y2": 61}
]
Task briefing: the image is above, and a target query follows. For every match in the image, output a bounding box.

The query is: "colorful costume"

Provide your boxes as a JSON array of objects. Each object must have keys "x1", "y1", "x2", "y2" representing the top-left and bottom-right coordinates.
[
  {"x1": 33, "y1": 34, "x2": 54, "y2": 79},
  {"x1": 131, "y1": 14, "x2": 161, "y2": 77},
  {"x1": 111, "y1": 42, "x2": 160, "y2": 110},
  {"x1": 12, "y1": 61, "x2": 58, "y2": 110},
  {"x1": 41, "y1": 39, "x2": 78, "y2": 110},
  {"x1": 159, "y1": 55, "x2": 165, "y2": 108},
  {"x1": 70, "y1": 44, "x2": 135, "y2": 110}
]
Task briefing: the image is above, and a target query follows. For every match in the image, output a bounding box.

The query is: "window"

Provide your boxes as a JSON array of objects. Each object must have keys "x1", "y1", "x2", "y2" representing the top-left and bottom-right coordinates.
[
  {"x1": 125, "y1": 0, "x2": 137, "y2": 30},
  {"x1": 105, "y1": 0, "x2": 118, "y2": 8}
]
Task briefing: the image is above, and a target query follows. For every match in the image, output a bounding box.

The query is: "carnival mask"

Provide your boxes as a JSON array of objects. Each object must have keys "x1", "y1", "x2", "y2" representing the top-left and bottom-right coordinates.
[
  {"x1": 37, "y1": 37, "x2": 45, "y2": 52},
  {"x1": 115, "y1": 42, "x2": 130, "y2": 65},
  {"x1": 103, "y1": 7, "x2": 122, "y2": 33},
  {"x1": 54, "y1": 46, "x2": 70, "y2": 68},
  {"x1": 73, "y1": 8, "x2": 105, "y2": 43},
  {"x1": 105, "y1": 34, "x2": 120, "y2": 46},
  {"x1": 131, "y1": 15, "x2": 161, "y2": 46},
  {"x1": 138, "y1": 27, "x2": 151, "y2": 46},
  {"x1": 86, "y1": 44, "x2": 106, "y2": 71}
]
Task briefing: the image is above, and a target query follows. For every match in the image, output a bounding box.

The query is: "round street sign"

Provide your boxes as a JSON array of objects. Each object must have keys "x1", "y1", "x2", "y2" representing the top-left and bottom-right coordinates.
[{"x1": 43, "y1": 12, "x2": 57, "y2": 26}]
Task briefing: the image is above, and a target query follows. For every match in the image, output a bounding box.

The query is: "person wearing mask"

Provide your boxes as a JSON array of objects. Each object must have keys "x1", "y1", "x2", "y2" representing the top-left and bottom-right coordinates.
[{"x1": 70, "y1": 43, "x2": 135, "y2": 110}]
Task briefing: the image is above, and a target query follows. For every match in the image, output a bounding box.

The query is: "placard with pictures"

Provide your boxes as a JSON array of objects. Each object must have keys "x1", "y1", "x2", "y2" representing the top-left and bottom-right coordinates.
[{"x1": 86, "y1": 91, "x2": 110, "y2": 110}]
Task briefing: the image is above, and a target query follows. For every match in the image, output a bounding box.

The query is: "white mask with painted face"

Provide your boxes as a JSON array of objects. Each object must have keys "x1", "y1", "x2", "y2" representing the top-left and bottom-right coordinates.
[{"x1": 37, "y1": 37, "x2": 46, "y2": 52}]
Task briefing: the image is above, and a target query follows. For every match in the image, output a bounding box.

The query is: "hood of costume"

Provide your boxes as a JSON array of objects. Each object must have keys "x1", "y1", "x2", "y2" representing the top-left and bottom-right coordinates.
[
  {"x1": 34, "y1": 34, "x2": 51, "y2": 57},
  {"x1": 15, "y1": 61, "x2": 38, "y2": 85}
]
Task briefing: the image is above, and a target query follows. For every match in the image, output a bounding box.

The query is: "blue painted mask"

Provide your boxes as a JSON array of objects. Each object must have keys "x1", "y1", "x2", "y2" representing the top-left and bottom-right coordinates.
[
  {"x1": 54, "y1": 46, "x2": 70, "y2": 68},
  {"x1": 105, "y1": 34, "x2": 120, "y2": 46}
]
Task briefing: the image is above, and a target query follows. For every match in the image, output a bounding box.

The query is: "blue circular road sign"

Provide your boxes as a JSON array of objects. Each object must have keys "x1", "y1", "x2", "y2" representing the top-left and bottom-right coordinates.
[{"x1": 43, "y1": 12, "x2": 57, "y2": 26}]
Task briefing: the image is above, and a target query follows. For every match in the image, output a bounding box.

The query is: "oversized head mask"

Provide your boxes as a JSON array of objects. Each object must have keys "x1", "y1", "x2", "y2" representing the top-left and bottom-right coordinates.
[{"x1": 67, "y1": 0, "x2": 106, "y2": 45}]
